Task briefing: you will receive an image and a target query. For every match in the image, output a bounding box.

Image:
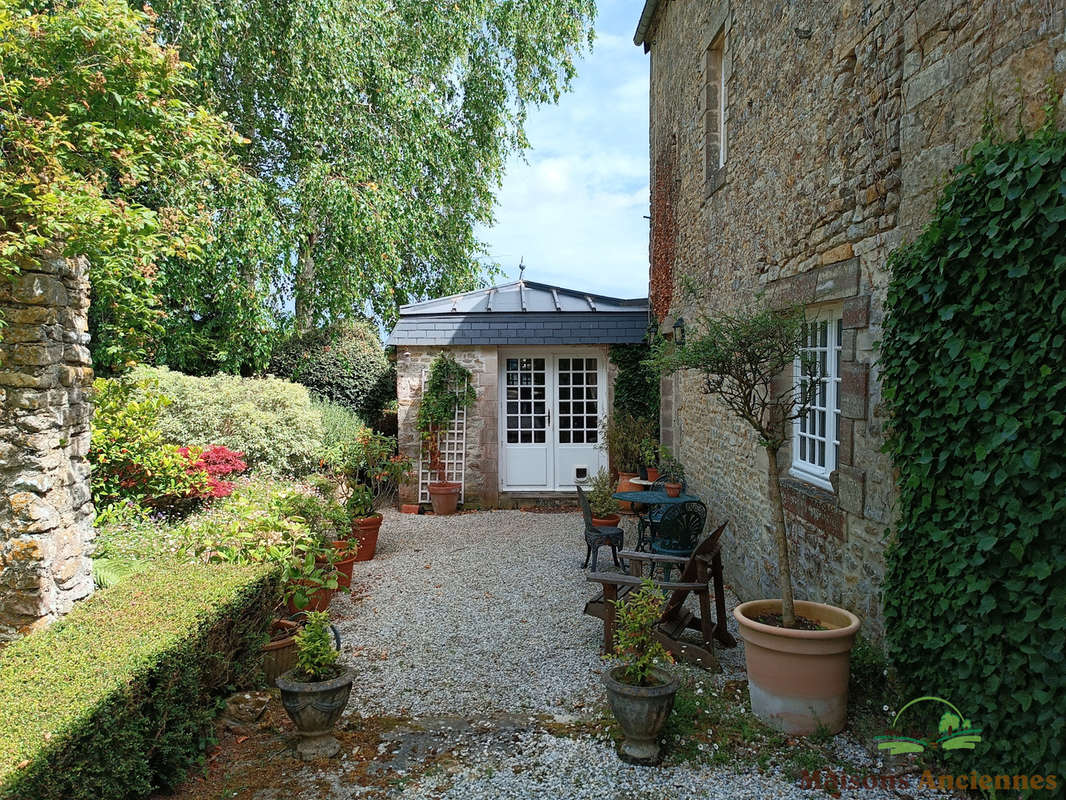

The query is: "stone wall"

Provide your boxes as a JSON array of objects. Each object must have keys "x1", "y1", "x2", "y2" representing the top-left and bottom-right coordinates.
[
  {"x1": 395, "y1": 345, "x2": 500, "y2": 509},
  {"x1": 643, "y1": 0, "x2": 1065, "y2": 640},
  {"x1": 0, "y1": 253, "x2": 95, "y2": 640}
]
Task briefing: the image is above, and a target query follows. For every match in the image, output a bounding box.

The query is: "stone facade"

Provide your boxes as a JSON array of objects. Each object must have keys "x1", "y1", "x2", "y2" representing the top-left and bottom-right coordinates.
[
  {"x1": 395, "y1": 345, "x2": 618, "y2": 508},
  {"x1": 641, "y1": 0, "x2": 1065, "y2": 640},
  {"x1": 0, "y1": 253, "x2": 95, "y2": 640}
]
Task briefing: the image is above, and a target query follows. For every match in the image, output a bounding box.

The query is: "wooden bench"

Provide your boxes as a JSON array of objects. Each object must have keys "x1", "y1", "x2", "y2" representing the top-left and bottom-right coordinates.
[{"x1": 583, "y1": 521, "x2": 736, "y2": 670}]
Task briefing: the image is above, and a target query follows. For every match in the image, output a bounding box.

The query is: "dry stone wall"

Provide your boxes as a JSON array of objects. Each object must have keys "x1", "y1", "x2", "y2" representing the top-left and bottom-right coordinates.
[
  {"x1": 0, "y1": 253, "x2": 95, "y2": 640},
  {"x1": 645, "y1": 0, "x2": 1065, "y2": 640}
]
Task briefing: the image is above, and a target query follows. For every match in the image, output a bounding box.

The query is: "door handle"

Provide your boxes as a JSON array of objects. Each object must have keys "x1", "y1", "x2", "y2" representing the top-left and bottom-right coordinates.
[{"x1": 546, "y1": 409, "x2": 551, "y2": 428}]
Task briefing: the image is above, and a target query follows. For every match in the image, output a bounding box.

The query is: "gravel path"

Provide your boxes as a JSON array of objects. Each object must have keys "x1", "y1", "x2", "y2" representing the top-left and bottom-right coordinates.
[{"x1": 306, "y1": 510, "x2": 948, "y2": 800}]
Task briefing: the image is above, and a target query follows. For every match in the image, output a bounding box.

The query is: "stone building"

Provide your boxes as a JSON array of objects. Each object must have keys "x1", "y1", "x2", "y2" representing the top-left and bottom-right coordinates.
[
  {"x1": 387, "y1": 279, "x2": 647, "y2": 508},
  {"x1": 0, "y1": 253, "x2": 95, "y2": 640},
  {"x1": 634, "y1": 0, "x2": 1065, "y2": 639}
]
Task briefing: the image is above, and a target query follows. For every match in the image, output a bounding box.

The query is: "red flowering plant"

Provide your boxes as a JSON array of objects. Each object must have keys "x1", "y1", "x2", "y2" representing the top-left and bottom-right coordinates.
[{"x1": 178, "y1": 444, "x2": 248, "y2": 499}]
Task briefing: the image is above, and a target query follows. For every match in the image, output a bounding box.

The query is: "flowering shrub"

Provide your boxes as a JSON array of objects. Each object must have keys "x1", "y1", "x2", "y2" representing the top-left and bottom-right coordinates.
[
  {"x1": 178, "y1": 445, "x2": 247, "y2": 499},
  {"x1": 320, "y1": 428, "x2": 411, "y2": 504}
]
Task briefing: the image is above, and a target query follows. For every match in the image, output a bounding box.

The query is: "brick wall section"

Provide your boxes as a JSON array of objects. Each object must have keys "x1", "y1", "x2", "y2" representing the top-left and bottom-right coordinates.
[
  {"x1": 645, "y1": 0, "x2": 1065, "y2": 640},
  {"x1": 0, "y1": 253, "x2": 95, "y2": 640}
]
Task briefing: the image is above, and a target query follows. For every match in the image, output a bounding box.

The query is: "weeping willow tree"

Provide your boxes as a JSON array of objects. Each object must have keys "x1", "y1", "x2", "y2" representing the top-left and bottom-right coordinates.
[{"x1": 142, "y1": 0, "x2": 598, "y2": 349}]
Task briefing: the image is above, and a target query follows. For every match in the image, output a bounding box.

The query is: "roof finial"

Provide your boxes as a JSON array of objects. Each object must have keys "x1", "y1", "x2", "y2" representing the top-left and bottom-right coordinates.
[{"x1": 518, "y1": 257, "x2": 526, "y2": 284}]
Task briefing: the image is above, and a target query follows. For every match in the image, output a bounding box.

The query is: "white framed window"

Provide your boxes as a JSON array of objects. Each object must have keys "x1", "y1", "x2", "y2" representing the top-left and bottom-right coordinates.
[{"x1": 790, "y1": 312, "x2": 843, "y2": 490}]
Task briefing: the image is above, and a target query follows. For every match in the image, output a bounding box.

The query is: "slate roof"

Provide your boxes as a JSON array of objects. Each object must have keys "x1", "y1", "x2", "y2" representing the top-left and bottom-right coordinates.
[{"x1": 387, "y1": 280, "x2": 649, "y2": 347}]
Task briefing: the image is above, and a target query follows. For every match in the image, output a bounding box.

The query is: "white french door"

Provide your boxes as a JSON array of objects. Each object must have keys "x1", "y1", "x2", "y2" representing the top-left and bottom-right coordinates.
[{"x1": 499, "y1": 350, "x2": 607, "y2": 491}]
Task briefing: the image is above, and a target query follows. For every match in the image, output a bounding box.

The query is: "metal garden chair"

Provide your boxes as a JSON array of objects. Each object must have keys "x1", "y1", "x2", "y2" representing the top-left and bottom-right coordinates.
[
  {"x1": 648, "y1": 500, "x2": 706, "y2": 581},
  {"x1": 635, "y1": 477, "x2": 688, "y2": 551},
  {"x1": 575, "y1": 484, "x2": 624, "y2": 572}
]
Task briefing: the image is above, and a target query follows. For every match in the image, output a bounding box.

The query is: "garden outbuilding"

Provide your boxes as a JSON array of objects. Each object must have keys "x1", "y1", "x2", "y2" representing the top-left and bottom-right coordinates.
[{"x1": 388, "y1": 279, "x2": 649, "y2": 508}]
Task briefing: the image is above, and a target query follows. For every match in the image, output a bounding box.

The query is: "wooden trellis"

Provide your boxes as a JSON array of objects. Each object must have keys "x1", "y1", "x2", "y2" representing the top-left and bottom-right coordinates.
[{"x1": 418, "y1": 373, "x2": 467, "y2": 504}]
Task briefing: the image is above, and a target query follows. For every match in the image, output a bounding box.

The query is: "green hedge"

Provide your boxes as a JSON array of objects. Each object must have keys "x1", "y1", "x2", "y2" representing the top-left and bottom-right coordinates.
[
  {"x1": 270, "y1": 321, "x2": 394, "y2": 421},
  {"x1": 0, "y1": 562, "x2": 277, "y2": 800},
  {"x1": 880, "y1": 119, "x2": 1065, "y2": 780}
]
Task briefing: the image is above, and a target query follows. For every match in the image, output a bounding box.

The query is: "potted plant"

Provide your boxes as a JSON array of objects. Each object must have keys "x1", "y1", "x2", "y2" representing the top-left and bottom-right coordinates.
[
  {"x1": 602, "y1": 412, "x2": 654, "y2": 510},
  {"x1": 283, "y1": 545, "x2": 340, "y2": 614},
  {"x1": 346, "y1": 482, "x2": 380, "y2": 562},
  {"x1": 262, "y1": 612, "x2": 343, "y2": 684},
  {"x1": 584, "y1": 467, "x2": 622, "y2": 526},
  {"x1": 602, "y1": 579, "x2": 678, "y2": 765},
  {"x1": 658, "y1": 452, "x2": 685, "y2": 497},
  {"x1": 417, "y1": 353, "x2": 476, "y2": 515},
  {"x1": 276, "y1": 611, "x2": 355, "y2": 760},
  {"x1": 652, "y1": 304, "x2": 861, "y2": 735},
  {"x1": 639, "y1": 437, "x2": 662, "y2": 482}
]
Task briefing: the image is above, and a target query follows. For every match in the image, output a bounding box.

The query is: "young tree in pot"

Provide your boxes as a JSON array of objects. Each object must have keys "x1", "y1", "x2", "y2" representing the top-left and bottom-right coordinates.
[
  {"x1": 602, "y1": 412, "x2": 654, "y2": 509},
  {"x1": 417, "y1": 353, "x2": 476, "y2": 515},
  {"x1": 602, "y1": 579, "x2": 678, "y2": 765},
  {"x1": 650, "y1": 304, "x2": 860, "y2": 734},
  {"x1": 276, "y1": 611, "x2": 354, "y2": 760},
  {"x1": 658, "y1": 452, "x2": 685, "y2": 497}
]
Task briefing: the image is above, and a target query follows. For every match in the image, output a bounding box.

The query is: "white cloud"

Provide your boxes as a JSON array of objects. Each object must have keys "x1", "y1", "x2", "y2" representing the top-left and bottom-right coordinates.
[{"x1": 478, "y1": 1, "x2": 650, "y2": 299}]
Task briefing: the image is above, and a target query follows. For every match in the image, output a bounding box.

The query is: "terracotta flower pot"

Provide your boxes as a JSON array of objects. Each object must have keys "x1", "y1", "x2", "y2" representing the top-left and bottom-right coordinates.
[
  {"x1": 616, "y1": 472, "x2": 642, "y2": 511},
  {"x1": 603, "y1": 665, "x2": 678, "y2": 765},
  {"x1": 664, "y1": 482, "x2": 682, "y2": 498},
  {"x1": 644, "y1": 467, "x2": 661, "y2": 483},
  {"x1": 350, "y1": 514, "x2": 382, "y2": 561},
  {"x1": 400, "y1": 503, "x2": 421, "y2": 514},
  {"x1": 734, "y1": 599, "x2": 860, "y2": 735},
  {"x1": 427, "y1": 481, "x2": 461, "y2": 515},
  {"x1": 592, "y1": 513, "x2": 621, "y2": 527},
  {"x1": 277, "y1": 666, "x2": 355, "y2": 760},
  {"x1": 285, "y1": 583, "x2": 334, "y2": 615},
  {"x1": 331, "y1": 547, "x2": 358, "y2": 588},
  {"x1": 261, "y1": 618, "x2": 300, "y2": 685}
]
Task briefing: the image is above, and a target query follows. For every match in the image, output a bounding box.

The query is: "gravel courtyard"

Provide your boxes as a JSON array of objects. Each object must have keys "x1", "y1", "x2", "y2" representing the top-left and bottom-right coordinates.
[{"x1": 169, "y1": 510, "x2": 951, "y2": 800}]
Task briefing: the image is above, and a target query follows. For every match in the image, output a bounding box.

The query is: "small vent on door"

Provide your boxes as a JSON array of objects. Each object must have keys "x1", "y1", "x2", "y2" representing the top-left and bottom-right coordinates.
[{"x1": 574, "y1": 465, "x2": 589, "y2": 482}]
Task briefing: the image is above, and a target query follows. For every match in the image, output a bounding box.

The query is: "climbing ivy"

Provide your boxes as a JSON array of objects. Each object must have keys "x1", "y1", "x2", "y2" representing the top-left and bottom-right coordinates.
[
  {"x1": 880, "y1": 110, "x2": 1066, "y2": 781},
  {"x1": 609, "y1": 341, "x2": 660, "y2": 429}
]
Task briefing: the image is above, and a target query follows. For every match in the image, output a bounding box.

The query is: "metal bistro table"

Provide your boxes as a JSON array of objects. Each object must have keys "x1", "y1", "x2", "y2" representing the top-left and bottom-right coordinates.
[{"x1": 612, "y1": 489, "x2": 701, "y2": 552}]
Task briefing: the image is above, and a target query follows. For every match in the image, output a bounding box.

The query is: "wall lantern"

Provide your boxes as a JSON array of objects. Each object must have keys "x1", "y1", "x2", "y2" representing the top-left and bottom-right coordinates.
[{"x1": 672, "y1": 316, "x2": 686, "y2": 347}]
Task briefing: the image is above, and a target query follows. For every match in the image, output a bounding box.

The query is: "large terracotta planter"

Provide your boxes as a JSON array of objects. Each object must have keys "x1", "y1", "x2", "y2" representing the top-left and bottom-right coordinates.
[
  {"x1": 615, "y1": 472, "x2": 642, "y2": 511},
  {"x1": 592, "y1": 513, "x2": 621, "y2": 527},
  {"x1": 603, "y1": 665, "x2": 678, "y2": 765},
  {"x1": 427, "y1": 481, "x2": 461, "y2": 515},
  {"x1": 734, "y1": 599, "x2": 860, "y2": 735},
  {"x1": 277, "y1": 666, "x2": 355, "y2": 760},
  {"x1": 350, "y1": 514, "x2": 382, "y2": 562},
  {"x1": 331, "y1": 545, "x2": 358, "y2": 588}
]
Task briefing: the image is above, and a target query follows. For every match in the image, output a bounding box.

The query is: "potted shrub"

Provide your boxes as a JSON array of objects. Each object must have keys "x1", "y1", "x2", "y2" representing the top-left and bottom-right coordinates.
[
  {"x1": 658, "y1": 452, "x2": 685, "y2": 497},
  {"x1": 584, "y1": 467, "x2": 622, "y2": 526},
  {"x1": 417, "y1": 353, "x2": 476, "y2": 515},
  {"x1": 602, "y1": 412, "x2": 654, "y2": 509},
  {"x1": 652, "y1": 304, "x2": 861, "y2": 735},
  {"x1": 347, "y1": 483, "x2": 380, "y2": 563},
  {"x1": 277, "y1": 611, "x2": 355, "y2": 760},
  {"x1": 639, "y1": 437, "x2": 662, "y2": 482},
  {"x1": 602, "y1": 579, "x2": 678, "y2": 765},
  {"x1": 283, "y1": 547, "x2": 339, "y2": 614},
  {"x1": 262, "y1": 613, "x2": 343, "y2": 685}
]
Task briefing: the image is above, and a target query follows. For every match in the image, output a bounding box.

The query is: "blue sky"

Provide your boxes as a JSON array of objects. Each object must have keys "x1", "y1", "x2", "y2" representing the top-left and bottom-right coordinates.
[{"x1": 478, "y1": 0, "x2": 650, "y2": 300}]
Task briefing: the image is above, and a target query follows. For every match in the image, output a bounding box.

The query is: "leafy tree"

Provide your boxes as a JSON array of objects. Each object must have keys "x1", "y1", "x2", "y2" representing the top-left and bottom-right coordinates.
[
  {"x1": 0, "y1": 0, "x2": 247, "y2": 370},
  {"x1": 142, "y1": 0, "x2": 597, "y2": 333}
]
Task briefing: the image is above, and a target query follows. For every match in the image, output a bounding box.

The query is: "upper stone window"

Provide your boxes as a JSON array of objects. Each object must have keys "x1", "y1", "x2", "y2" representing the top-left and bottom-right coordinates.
[
  {"x1": 791, "y1": 311, "x2": 843, "y2": 490},
  {"x1": 704, "y1": 34, "x2": 726, "y2": 178}
]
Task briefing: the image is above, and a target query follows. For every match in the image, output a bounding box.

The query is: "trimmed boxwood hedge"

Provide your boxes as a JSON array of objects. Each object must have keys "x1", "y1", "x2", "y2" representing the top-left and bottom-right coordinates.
[
  {"x1": 0, "y1": 561, "x2": 278, "y2": 800},
  {"x1": 881, "y1": 117, "x2": 1065, "y2": 780}
]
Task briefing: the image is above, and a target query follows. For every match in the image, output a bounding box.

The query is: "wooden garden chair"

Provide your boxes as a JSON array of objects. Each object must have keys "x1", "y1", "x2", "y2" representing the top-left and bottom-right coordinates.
[{"x1": 583, "y1": 521, "x2": 736, "y2": 670}]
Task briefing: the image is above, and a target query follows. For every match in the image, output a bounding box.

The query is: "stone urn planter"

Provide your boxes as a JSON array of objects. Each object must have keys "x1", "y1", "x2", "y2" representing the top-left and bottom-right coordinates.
[
  {"x1": 427, "y1": 481, "x2": 461, "y2": 515},
  {"x1": 277, "y1": 666, "x2": 355, "y2": 760},
  {"x1": 734, "y1": 599, "x2": 860, "y2": 735},
  {"x1": 603, "y1": 665, "x2": 678, "y2": 765},
  {"x1": 350, "y1": 513, "x2": 382, "y2": 562}
]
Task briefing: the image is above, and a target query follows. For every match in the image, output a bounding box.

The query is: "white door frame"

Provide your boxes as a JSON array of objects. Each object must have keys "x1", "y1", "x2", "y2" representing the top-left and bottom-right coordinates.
[{"x1": 498, "y1": 346, "x2": 608, "y2": 492}]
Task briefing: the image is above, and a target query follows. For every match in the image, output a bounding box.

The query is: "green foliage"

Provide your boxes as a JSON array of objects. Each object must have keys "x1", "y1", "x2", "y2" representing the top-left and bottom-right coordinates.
[
  {"x1": 417, "y1": 353, "x2": 476, "y2": 474},
  {"x1": 273, "y1": 489, "x2": 350, "y2": 541},
  {"x1": 880, "y1": 116, "x2": 1066, "y2": 781},
  {"x1": 346, "y1": 484, "x2": 377, "y2": 520},
  {"x1": 293, "y1": 612, "x2": 341, "y2": 682},
  {"x1": 0, "y1": 0, "x2": 247, "y2": 368},
  {"x1": 314, "y1": 398, "x2": 368, "y2": 461},
  {"x1": 659, "y1": 451, "x2": 685, "y2": 484},
  {"x1": 601, "y1": 411, "x2": 655, "y2": 474},
  {"x1": 271, "y1": 322, "x2": 394, "y2": 419},
  {"x1": 89, "y1": 376, "x2": 208, "y2": 512},
  {"x1": 133, "y1": 366, "x2": 323, "y2": 476},
  {"x1": 582, "y1": 467, "x2": 620, "y2": 518},
  {"x1": 610, "y1": 579, "x2": 673, "y2": 686},
  {"x1": 318, "y1": 421, "x2": 412, "y2": 505},
  {"x1": 609, "y1": 342, "x2": 660, "y2": 429},
  {"x1": 142, "y1": 0, "x2": 596, "y2": 333},
  {"x1": 0, "y1": 561, "x2": 276, "y2": 800}
]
